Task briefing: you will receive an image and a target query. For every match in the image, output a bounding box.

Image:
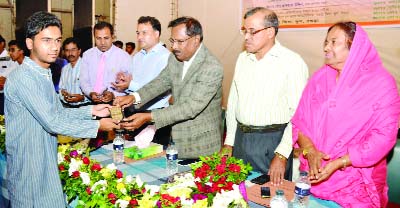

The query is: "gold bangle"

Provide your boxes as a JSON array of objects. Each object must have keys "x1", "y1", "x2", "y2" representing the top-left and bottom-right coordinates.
[
  {"x1": 302, "y1": 148, "x2": 309, "y2": 157},
  {"x1": 275, "y1": 152, "x2": 287, "y2": 160},
  {"x1": 341, "y1": 157, "x2": 347, "y2": 170}
]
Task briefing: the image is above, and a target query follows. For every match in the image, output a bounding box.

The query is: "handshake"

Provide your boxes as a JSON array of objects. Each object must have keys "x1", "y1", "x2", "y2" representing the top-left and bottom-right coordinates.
[{"x1": 93, "y1": 95, "x2": 153, "y2": 132}]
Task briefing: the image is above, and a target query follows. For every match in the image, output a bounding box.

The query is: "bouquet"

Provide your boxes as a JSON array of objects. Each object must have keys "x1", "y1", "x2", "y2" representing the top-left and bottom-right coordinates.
[{"x1": 58, "y1": 144, "x2": 148, "y2": 208}]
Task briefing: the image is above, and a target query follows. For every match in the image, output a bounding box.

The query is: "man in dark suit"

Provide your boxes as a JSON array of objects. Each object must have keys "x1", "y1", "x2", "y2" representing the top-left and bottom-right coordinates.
[{"x1": 114, "y1": 16, "x2": 223, "y2": 158}]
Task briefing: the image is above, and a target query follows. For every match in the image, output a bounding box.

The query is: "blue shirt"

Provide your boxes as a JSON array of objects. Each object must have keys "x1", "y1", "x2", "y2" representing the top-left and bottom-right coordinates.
[
  {"x1": 59, "y1": 58, "x2": 89, "y2": 106},
  {"x1": 4, "y1": 57, "x2": 99, "y2": 207},
  {"x1": 129, "y1": 43, "x2": 170, "y2": 110}
]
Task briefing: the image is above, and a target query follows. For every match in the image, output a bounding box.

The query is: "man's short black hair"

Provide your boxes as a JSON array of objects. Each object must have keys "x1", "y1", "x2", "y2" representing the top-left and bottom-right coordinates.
[
  {"x1": 25, "y1": 11, "x2": 62, "y2": 39},
  {"x1": 62, "y1": 37, "x2": 81, "y2": 50},
  {"x1": 93, "y1": 21, "x2": 114, "y2": 36},
  {"x1": 138, "y1": 16, "x2": 162, "y2": 36},
  {"x1": 168, "y1": 17, "x2": 203, "y2": 42},
  {"x1": 126, "y1": 42, "x2": 135, "y2": 49},
  {"x1": 0, "y1": 35, "x2": 5, "y2": 43}
]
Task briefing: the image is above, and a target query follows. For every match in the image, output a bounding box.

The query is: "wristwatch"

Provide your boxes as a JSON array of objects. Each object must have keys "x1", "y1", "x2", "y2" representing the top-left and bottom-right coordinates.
[{"x1": 275, "y1": 152, "x2": 287, "y2": 160}]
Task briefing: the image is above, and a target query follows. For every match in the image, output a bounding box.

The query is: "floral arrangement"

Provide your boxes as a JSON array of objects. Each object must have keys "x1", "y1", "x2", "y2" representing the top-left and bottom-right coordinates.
[
  {"x1": 58, "y1": 145, "x2": 252, "y2": 208},
  {"x1": 58, "y1": 144, "x2": 150, "y2": 208},
  {"x1": 0, "y1": 115, "x2": 5, "y2": 154}
]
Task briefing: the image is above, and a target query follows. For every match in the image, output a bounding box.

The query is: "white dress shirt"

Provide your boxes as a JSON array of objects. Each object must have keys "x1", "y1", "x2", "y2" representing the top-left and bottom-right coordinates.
[{"x1": 225, "y1": 40, "x2": 309, "y2": 158}]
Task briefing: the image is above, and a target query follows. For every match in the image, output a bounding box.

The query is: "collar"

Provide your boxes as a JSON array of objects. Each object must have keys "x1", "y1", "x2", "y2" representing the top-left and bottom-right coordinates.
[
  {"x1": 95, "y1": 44, "x2": 116, "y2": 57},
  {"x1": 139, "y1": 42, "x2": 164, "y2": 55},
  {"x1": 0, "y1": 49, "x2": 8, "y2": 57},
  {"x1": 184, "y1": 43, "x2": 203, "y2": 66},
  {"x1": 245, "y1": 39, "x2": 282, "y2": 62},
  {"x1": 23, "y1": 57, "x2": 52, "y2": 79}
]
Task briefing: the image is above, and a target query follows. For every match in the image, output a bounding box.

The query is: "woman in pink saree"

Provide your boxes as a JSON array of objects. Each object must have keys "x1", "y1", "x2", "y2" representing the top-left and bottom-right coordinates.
[{"x1": 292, "y1": 22, "x2": 400, "y2": 207}]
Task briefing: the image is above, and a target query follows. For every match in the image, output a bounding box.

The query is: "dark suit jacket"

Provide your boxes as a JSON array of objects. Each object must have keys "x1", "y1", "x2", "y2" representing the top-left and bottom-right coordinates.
[{"x1": 137, "y1": 45, "x2": 223, "y2": 158}]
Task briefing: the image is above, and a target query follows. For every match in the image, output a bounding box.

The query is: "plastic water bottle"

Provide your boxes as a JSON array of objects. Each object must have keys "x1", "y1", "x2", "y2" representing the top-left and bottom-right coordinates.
[
  {"x1": 292, "y1": 171, "x2": 311, "y2": 208},
  {"x1": 113, "y1": 130, "x2": 125, "y2": 165},
  {"x1": 166, "y1": 142, "x2": 178, "y2": 175},
  {"x1": 270, "y1": 190, "x2": 288, "y2": 208}
]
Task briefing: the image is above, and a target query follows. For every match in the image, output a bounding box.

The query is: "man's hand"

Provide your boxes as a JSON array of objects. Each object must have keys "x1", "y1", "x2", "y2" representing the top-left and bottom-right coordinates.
[
  {"x1": 0, "y1": 76, "x2": 6, "y2": 90},
  {"x1": 100, "y1": 91, "x2": 114, "y2": 103},
  {"x1": 90, "y1": 92, "x2": 102, "y2": 103},
  {"x1": 219, "y1": 145, "x2": 233, "y2": 157},
  {"x1": 65, "y1": 94, "x2": 85, "y2": 103},
  {"x1": 99, "y1": 118, "x2": 119, "y2": 131},
  {"x1": 268, "y1": 154, "x2": 287, "y2": 186},
  {"x1": 113, "y1": 95, "x2": 135, "y2": 108},
  {"x1": 60, "y1": 89, "x2": 68, "y2": 97},
  {"x1": 92, "y1": 104, "x2": 112, "y2": 117},
  {"x1": 111, "y1": 72, "x2": 132, "y2": 92},
  {"x1": 303, "y1": 147, "x2": 330, "y2": 180},
  {"x1": 120, "y1": 112, "x2": 152, "y2": 130}
]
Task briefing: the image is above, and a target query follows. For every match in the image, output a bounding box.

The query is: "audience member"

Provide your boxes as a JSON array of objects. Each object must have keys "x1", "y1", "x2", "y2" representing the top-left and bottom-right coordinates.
[
  {"x1": 59, "y1": 37, "x2": 89, "y2": 107},
  {"x1": 221, "y1": 7, "x2": 309, "y2": 185},
  {"x1": 0, "y1": 35, "x2": 18, "y2": 115},
  {"x1": 125, "y1": 41, "x2": 136, "y2": 56},
  {"x1": 113, "y1": 40, "x2": 123, "y2": 49},
  {"x1": 8, "y1": 40, "x2": 27, "y2": 64},
  {"x1": 292, "y1": 21, "x2": 400, "y2": 207},
  {"x1": 114, "y1": 16, "x2": 223, "y2": 158},
  {"x1": 4, "y1": 11, "x2": 119, "y2": 207},
  {"x1": 80, "y1": 21, "x2": 132, "y2": 103}
]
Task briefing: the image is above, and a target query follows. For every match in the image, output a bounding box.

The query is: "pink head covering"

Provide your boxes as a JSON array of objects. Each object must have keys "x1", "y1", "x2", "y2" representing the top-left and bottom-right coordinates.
[{"x1": 292, "y1": 23, "x2": 400, "y2": 207}]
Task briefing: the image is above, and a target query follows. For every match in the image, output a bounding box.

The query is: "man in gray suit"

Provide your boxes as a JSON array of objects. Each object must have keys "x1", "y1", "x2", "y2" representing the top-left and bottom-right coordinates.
[{"x1": 115, "y1": 17, "x2": 223, "y2": 158}]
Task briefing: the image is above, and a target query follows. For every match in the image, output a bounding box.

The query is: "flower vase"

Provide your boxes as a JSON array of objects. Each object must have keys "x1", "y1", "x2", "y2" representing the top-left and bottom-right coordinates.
[{"x1": 239, "y1": 181, "x2": 248, "y2": 201}]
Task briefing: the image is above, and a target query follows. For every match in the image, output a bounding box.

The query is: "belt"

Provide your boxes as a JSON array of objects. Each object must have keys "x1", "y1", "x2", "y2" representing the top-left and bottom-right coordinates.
[{"x1": 237, "y1": 121, "x2": 287, "y2": 133}]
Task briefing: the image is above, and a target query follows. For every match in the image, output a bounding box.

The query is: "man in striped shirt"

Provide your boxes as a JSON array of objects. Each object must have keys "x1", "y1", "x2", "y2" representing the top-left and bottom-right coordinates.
[
  {"x1": 59, "y1": 37, "x2": 89, "y2": 107},
  {"x1": 4, "y1": 11, "x2": 119, "y2": 207},
  {"x1": 222, "y1": 7, "x2": 309, "y2": 186}
]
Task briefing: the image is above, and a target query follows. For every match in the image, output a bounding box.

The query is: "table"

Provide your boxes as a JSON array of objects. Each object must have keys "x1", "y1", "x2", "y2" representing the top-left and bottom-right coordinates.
[{"x1": 1, "y1": 147, "x2": 337, "y2": 208}]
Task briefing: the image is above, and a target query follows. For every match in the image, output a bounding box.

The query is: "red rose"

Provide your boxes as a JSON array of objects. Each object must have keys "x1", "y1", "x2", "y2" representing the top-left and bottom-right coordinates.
[
  {"x1": 72, "y1": 171, "x2": 80, "y2": 178},
  {"x1": 110, "y1": 199, "x2": 116, "y2": 204},
  {"x1": 86, "y1": 187, "x2": 92, "y2": 195},
  {"x1": 228, "y1": 164, "x2": 241, "y2": 173},
  {"x1": 129, "y1": 199, "x2": 138, "y2": 206},
  {"x1": 221, "y1": 156, "x2": 227, "y2": 164},
  {"x1": 64, "y1": 155, "x2": 70, "y2": 162},
  {"x1": 108, "y1": 193, "x2": 116, "y2": 199},
  {"x1": 91, "y1": 163, "x2": 101, "y2": 171},
  {"x1": 58, "y1": 164, "x2": 65, "y2": 171},
  {"x1": 82, "y1": 157, "x2": 90, "y2": 165},
  {"x1": 115, "y1": 169, "x2": 123, "y2": 178},
  {"x1": 216, "y1": 164, "x2": 226, "y2": 174}
]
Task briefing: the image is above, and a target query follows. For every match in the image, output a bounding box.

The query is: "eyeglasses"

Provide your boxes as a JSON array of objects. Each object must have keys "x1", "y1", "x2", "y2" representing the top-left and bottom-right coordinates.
[
  {"x1": 8, "y1": 48, "x2": 21, "y2": 52},
  {"x1": 240, "y1": 27, "x2": 271, "y2": 36},
  {"x1": 169, "y1": 36, "x2": 194, "y2": 45}
]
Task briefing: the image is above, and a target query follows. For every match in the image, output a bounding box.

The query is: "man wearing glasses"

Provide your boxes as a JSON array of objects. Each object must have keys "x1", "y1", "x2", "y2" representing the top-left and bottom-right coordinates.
[
  {"x1": 221, "y1": 7, "x2": 309, "y2": 185},
  {"x1": 114, "y1": 16, "x2": 223, "y2": 159}
]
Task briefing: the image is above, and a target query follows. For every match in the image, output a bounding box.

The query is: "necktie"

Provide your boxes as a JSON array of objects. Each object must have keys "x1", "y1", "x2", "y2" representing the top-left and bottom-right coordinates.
[{"x1": 94, "y1": 53, "x2": 106, "y2": 93}]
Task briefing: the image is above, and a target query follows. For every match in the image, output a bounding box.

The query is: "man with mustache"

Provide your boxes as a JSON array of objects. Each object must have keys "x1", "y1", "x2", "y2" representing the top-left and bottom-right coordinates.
[
  {"x1": 59, "y1": 37, "x2": 89, "y2": 107},
  {"x1": 114, "y1": 16, "x2": 223, "y2": 159}
]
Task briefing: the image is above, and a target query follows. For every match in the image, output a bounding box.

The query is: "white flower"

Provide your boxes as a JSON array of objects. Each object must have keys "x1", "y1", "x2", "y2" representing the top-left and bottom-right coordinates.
[
  {"x1": 125, "y1": 175, "x2": 133, "y2": 183},
  {"x1": 57, "y1": 152, "x2": 64, "y2": 164},
  {"x1": 106, "y1": 163, "x2": 117, "y2": 171},
  {"x1": 116, "y1": 199, "x2": 129, "y2": 208},
  {"x1": 79, "y1": 172, "x2": 90, "y2": 185},
  {"x1": 68, "y1": 158, "x2": 82, "y2": 176},
  {"x1": 144, "y1": 184, "x2": 160, "y2": 196},
  {"x1": 117, "y1": 178, "x2": 123, "y2": 183},
  {"x1": 212, "y1": 184, "x2": 244, "y2": 208},
  {"x1": 91, "y1": 180, "x2": 107, "y2": 193},
  {"x1": 135, "y1": 175, "x2": 144, "y2": 187}
]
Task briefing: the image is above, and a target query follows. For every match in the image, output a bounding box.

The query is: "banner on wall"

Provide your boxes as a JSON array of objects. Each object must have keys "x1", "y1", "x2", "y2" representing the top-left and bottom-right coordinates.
[{"x1": 242, "y1": 0, "x2": 400, "y2": 28}]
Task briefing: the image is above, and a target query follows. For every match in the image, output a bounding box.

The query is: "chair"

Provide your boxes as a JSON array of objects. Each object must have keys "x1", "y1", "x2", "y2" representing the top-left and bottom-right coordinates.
[{"x1": 387, "y1": 131, "x2": 400, "y2": 205}]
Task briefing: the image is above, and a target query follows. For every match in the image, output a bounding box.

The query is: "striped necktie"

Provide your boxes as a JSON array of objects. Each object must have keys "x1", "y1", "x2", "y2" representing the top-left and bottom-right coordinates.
[{"x1": 94, "y1": 53, "x2": 106, "y2": 93}]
